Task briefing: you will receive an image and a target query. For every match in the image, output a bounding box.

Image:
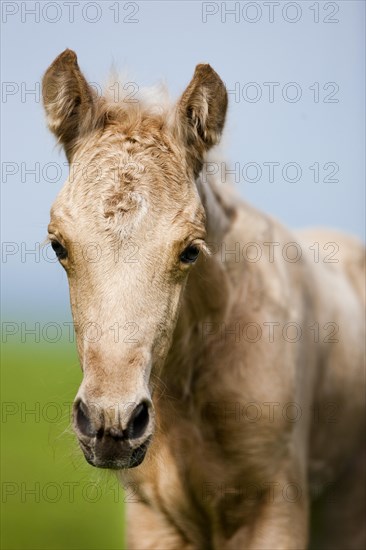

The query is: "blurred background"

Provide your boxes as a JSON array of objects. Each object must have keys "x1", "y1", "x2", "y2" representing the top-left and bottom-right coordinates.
[{"x1": 1, "y1": 1, "x2": 365, "y2": 549}]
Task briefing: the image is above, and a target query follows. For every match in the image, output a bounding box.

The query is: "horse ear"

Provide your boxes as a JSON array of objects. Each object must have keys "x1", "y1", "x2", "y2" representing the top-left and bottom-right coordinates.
[
  {"x1": 42, "y1": 49, "x2": 102, "y2": 162},
  {"x1": 176, "y1": 64, "x2": 228, "y2": 177}
]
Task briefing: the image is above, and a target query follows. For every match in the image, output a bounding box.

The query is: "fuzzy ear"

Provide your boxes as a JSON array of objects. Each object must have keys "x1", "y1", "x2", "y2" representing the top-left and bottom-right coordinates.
[
  {"x1": 42, "y1": 49, "x2": 102, "y2": 162},
  {"x1": 176, "y1": 64, "x2": 228, "y2": 177}
]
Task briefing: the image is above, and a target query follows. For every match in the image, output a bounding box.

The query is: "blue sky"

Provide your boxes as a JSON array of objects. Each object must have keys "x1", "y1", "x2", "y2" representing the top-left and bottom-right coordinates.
[{"x1": 1, "y1": 0, "x2": 365, "y2": 320}]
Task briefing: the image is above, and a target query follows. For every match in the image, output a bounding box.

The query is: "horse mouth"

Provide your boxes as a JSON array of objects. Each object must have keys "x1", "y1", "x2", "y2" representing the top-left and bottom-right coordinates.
[{"x1": 79, "y1": 439, "x2": 150, "y2": 470}]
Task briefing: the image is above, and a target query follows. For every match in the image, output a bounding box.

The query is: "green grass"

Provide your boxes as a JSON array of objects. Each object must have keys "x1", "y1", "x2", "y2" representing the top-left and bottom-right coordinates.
[{"x1": 1, "y1": 342, "x2": 125, "y2": 550}]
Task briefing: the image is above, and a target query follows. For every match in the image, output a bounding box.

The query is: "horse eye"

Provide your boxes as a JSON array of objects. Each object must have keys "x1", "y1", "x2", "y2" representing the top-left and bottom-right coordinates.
[
  {"x1": 180, "y1": 245, "x2": 200, "y2": 264},
  {"x1": 51, "y1": 240, "x2": 67, "y2": 260}
]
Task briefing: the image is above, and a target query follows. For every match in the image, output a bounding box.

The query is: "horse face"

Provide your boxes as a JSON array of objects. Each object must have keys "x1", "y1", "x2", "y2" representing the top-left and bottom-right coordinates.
[
  {"x1": 48, "y1": 144, "x2": 206, "y2": 469},
  {"x1": 43, "y1": 50, "x2": 227, "y2": 469}
]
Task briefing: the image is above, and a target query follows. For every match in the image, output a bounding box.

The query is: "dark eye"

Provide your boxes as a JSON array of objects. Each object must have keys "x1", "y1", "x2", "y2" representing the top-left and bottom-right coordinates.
[
  {"x1": 180, "y1": 245, "x2": 200, "y2": 264},
  {"x1": 51, "y1": 240, "x2": 67, "y2": 260}
]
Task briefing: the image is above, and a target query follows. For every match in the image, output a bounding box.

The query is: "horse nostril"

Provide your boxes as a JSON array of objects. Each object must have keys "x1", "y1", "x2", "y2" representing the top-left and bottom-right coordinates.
[
  {"x1": 127, "y1": 401, "x2": 150, "y2": 440},
  {"x1": 74, "y1": 399, "x2": 97, "y2": 438}
]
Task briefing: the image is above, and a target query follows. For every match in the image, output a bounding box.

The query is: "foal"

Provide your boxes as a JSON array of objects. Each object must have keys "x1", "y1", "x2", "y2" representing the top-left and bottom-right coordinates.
[{"x1": 43, "y1": 50, "x2": 365, "y2": 549}]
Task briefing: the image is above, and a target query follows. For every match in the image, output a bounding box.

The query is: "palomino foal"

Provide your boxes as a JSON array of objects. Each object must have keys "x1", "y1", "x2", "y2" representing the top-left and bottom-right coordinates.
[{"x1": 43, "y1": 50, "x2": 365, "y2": 549}]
